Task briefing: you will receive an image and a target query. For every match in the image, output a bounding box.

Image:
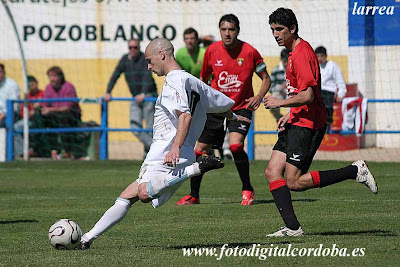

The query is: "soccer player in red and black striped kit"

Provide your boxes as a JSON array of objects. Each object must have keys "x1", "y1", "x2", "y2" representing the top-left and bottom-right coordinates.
[
  {"x1": 177, "y1": 14, "x2": 271, "y2": 206},
  {"x1": 263, "y1": 7, "x2": 378, "y2": 236}
]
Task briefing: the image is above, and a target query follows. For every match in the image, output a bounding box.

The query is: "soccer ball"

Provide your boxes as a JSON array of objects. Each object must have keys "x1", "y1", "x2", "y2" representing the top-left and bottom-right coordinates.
[{"x1": 48, "y1": 219, "x2": 82, "y2": 250}]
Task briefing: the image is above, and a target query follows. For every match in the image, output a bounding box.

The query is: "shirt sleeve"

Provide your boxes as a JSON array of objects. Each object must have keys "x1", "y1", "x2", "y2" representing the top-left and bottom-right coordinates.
[
  {"x1": 293, "y1": 51, "x2": 318, "y2": 91},
  {"x1": 253, "y1": 48, "x2": 266, "y2": 75},
  {"x1": 107, "y1": 56, "x2": 124, "y2": 94},
  {"x1": 332, "y1": 62, "x2": 347, "y2": 98},
  {"x1": 200, "y1": 47, "x2": 213, "y2": 81},
  {"x1": 202, "y1": 83, "x2": 234, "y2": 113},
  {"x1": 41, "y1": 86, "x2": 51, "y2": 107}
]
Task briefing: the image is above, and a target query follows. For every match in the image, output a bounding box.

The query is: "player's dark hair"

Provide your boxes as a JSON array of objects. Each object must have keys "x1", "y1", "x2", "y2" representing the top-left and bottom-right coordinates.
[
  {"x1": 280, "y1": 49, "x2": 290, "y2": 60},
  {"x1": 0, "y1": 63, "x2": 5, "y2": 72},
  {"x1": 47, "y1": 66, "x2": 65, "y2": 84},
  {"x1": 315, "y1": 46, "x2": 327, "y2": 56},
  {"x1": 27, "y1": 75, "x2": 37, "y2": 83},
  {"x1": 269, "y1": 7, "x2": 299, "y2": 35},
  {"x1": 219, "y1": 14, "x2": 240, "y2": 32},
  {"x1": 183, "y1": 27, "x2": 199, "y2": 40}
]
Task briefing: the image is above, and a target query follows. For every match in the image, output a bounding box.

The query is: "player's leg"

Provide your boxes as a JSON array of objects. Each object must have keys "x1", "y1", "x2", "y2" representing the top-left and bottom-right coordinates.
[
  {"x1": 284, "y1": 126, "x2": 376, "y2": 193},
  {"x1": 147, "y1": 156, "x2": 224, "y2": 201},
  {"x1": 176, "y1": 142, "x2": 210, "y2": 205},
  {"x1": 265, "y1": 150, "x2": 303, "y2": 236},
  {"x1": 80, "y1": 181, "x2": 140, "y2": 249},
  {"x1": 229, "y1": 132, "x2": 254, "y2": 205},
  {"x1": 227, "y1": 109, "x2": 253, "y2": 205},
  {"x1": 177, "y1": 114, "x2": 225, "y2": 205}
]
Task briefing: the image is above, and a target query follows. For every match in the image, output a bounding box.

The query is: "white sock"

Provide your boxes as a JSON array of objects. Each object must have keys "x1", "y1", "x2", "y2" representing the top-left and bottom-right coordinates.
[
  {"x1": 146, "y1": 163, "x2": 201, "y2": 198},
  {"x1": 84, "y1": 198, "x2": 131, "y2": 242}
]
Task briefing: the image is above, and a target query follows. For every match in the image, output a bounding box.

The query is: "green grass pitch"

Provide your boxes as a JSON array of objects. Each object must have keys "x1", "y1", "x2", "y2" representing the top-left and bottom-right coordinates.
[{"x1": 0, "y1": 160, "x2": 399, "y2": 266}]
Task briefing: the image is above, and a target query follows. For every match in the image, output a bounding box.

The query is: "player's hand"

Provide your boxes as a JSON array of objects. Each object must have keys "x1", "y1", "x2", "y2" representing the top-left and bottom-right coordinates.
[
  {"x1": 41, "y1": 107, "x2": 52, "y2": 116},
  {"x1": 335, "y1": 96, "x2": 343, "y2": 103},
  {"x1": 164, "y1": 146, "x2": 180, "y2": 167},
  {"x1": 104, "y1": 93, "x2": 111, "y2": 102},
  {"x1": 245, "y1": 95, "x2": 262, "y2": 110},
  {"x1": 277, "y1": 113, "x2": 290, "y2": 132},
  {"x1": 135, "y1": 93, "x2": 145, "y2": 104},
  {"x1": 264, "y1": 95, "x2": 281, "y2": 109},
  {"x1": 236, "y1": 115, "x2": 251, "y2": 124}
]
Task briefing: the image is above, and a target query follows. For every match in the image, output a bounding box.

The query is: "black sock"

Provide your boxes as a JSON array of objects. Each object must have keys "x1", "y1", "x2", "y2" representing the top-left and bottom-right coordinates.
[
  {"x1": 232, "y1": 150, "x2": 253, "y2": 191},
  {"x1": 319, "y1": 165, "x2": 358, "y2": 188},
  {"x1": 190, "y1": 175, "x2": 203, "y2": 198},
  {"x1": 271, "y1": 185, "x2": 300, "y2": 230}
]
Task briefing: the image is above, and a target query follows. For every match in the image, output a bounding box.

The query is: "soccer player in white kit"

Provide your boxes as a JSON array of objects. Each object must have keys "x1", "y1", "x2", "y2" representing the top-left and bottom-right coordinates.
[{"x1": 80, "y1": 38, "x2": 251, "y2": 249}]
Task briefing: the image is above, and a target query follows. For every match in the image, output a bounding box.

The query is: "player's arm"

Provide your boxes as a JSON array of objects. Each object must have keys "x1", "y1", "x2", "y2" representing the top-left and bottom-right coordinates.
[
  {"x1": 245, "y1": 71, "x2": 271, "y2": 110},
  {"x1": 246, "y1": 58, "x2": 271, "y2": 110},
  {"x1": 163, "y1": 110, "x2": 192, "y2": 167},
  {"x1": 105, "y1": 57, "x2": 124, "y2": 101},
  {"x1": 264, "y1": 87, "x2": 314, "y2": 109},
  {"x1": 333, "y1": 63, "x2": 347, "y2": 103},
  {"x1": 218, "y1": 110, "x2": 251, "y2": 124}
]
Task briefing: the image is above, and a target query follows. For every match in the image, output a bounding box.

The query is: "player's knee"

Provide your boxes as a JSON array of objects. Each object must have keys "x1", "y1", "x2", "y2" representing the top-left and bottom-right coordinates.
[
  {"x1": 286, "y1": 180, "x2": 304, "y2": 192},
  {"x1": 229, "y1": 144, "x2": 244, "y2": 154},
  {"x1": 265, "y1": 167, "x2": 278, "y2": 183},
  {"x1": 138, "y1": 187, "x2": 151, "y2": 203}
]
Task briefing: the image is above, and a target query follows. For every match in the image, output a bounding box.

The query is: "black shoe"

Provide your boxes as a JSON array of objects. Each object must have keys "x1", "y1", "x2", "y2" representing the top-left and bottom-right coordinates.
[
  {"x1": 79, "y1": 241, "x2": 91, "y2": 250},
  {"x1": 197, "y1": 155, "x2": 224, "y2": 174}
]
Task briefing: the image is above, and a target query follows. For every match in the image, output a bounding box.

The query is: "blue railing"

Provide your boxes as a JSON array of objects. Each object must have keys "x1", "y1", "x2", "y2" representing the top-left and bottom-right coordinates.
[
  {"x1": 6, "y1": 97, "x2": 157, "y2": 161},
  {"x1": 5, "y1": 98, "x2": 400, "y2": 161},
  {"x1": 246, "y1": 99, "x2": 400, "y2": 160}
]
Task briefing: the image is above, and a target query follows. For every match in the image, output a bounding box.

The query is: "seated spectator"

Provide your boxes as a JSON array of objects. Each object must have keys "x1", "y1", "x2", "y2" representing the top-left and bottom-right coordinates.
[
  {"x1": 0, "y1": 63, "x2": 20, "y2": 128},
  {"x1": 14, "y1": 75, "x2": 44, "y2": 157},
  {"x1": 33, "y1": 66, "x2": 86, "y2": 159}
]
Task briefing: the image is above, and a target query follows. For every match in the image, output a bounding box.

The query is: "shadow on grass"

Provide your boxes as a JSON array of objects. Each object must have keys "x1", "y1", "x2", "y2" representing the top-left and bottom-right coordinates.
[
  {"x1": 0, "y1": 219, "x2": 39, "y2": 224},
  {"x1": 254, "y1": 198, "x2": 318, "y2": 205},
  {"x1": 309, "y1": 230, "x2": 397, "y2": 237}
]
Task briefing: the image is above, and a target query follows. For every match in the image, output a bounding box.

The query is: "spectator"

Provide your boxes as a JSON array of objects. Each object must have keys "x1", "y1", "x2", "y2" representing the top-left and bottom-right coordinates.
[
  {"x1": 0, "y1": 63, "x2": 20, "y2": 128},
  {"x1": 176, "y1": 27, "x2": 206, "y2": 79},
  {"x1": 105, "y1": 38, "x2": 158, "y2": 158},
  {"x1": 13, "y1": 75, "x2": 44, "y2": 157},
  {"x1": 200, "y1": 35, "x2": 216, "y2": 48},
  {"x1": 33, "y1": 66, "x2": 84, "y2": 158},
  {"x1": 269, "y1": 49, "x2": 289, "y2": 122},
  {"x1": 315, "y1": 46, "x2": 347, "y2": 132}
]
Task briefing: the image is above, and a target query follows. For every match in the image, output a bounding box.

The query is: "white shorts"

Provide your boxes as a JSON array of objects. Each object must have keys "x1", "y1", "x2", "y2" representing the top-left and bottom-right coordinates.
[{"x1": 136, "y1": 162, "x2": 191, "y2": 208}]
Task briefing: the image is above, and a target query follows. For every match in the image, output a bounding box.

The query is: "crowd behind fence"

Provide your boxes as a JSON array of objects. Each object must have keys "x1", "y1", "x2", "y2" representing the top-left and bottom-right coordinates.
[{"x1": 5, "y1": 98, "x2": 400, "y2": 162}]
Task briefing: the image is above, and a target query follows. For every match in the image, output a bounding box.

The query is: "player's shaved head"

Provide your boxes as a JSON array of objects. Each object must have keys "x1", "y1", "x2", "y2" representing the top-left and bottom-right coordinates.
[
  {"x1": 145, "y1": 38, "x2": 181, "y2": 77},
  {"x1": 146, "y1": 38, "x2": 174, "y2": 56}
]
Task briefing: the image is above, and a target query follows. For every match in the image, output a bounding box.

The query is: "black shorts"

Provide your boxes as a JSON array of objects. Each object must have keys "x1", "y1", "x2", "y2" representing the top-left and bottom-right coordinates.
[
  {"x1": 273, "y1": 124, "x2": 326, "y2": 173},
  {"x1": 198, "y1": 109, "x2": 252, "y2": 148}
]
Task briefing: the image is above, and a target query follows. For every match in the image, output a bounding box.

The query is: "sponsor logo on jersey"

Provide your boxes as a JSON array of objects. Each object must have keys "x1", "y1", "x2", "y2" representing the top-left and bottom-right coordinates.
[
  {"x1": 237, "y1": 58, "x2": 244, "y2": 66},
  {"x1": 217, "y1": 71, "x2": 243, "y2": 90},
  {"x1": 289, "y1": 58, "x2": 292, "y2": 70},
  {"x1": 289, "y1": 153, "x2": 301, "y2": 161},
  {"x1": 215, "y1": 60, "x2": 223, "y2": 66},
  {"x1": 286, "y1": 79, "x2": 297, "y2": 98}
]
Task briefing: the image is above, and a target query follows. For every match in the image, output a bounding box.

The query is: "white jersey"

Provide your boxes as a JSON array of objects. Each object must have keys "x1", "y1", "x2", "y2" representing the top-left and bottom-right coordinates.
[{"x1": 144, "y1": 70, "x2": 234, "y2": 165}]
